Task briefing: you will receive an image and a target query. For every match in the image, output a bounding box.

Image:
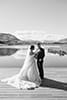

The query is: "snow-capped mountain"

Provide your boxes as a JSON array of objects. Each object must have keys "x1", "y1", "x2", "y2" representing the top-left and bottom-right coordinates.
[
  {"x1": 0, "y1": 32, "x2": 67, "y2": 45},
  {"x1": 12, "y1": 31, "x2": 67, "y2": 42}
]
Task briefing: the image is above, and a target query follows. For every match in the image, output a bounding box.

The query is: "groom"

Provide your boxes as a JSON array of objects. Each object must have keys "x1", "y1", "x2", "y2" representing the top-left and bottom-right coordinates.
[{"x1": 35, "y1": 43, "x2": 45, "y2": 80}]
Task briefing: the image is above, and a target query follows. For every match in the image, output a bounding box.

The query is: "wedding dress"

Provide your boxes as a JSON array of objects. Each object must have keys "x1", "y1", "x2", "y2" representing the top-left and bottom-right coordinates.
[{"x1": 1, "y1": 46, "x2": 41, "y2": 89}]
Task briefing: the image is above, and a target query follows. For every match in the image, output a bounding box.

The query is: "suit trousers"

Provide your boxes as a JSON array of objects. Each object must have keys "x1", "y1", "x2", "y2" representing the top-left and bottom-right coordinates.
[{"x1": 37, "y1": 60, "x2": 44, "y2": 79}]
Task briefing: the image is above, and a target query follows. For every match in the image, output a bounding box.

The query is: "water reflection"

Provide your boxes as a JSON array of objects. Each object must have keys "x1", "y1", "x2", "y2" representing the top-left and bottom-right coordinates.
[
  {"x1": 0, "y1": 45, "x2": 67, "y2": 68},
  {"x1": 0, "y1": 45, "x2": 67, "y2": 58},
  {"x1": 0, "y1": 48, "x2": 18, "y2": 56},
  {"x1": 48, "y1": 45, "x2": 67, "y2": 56}
]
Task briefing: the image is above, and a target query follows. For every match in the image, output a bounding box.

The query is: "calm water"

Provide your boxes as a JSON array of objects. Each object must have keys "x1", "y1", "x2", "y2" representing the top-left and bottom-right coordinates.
[{"x1": 0, "y1": 44, "x2": 67, "y2": 68}]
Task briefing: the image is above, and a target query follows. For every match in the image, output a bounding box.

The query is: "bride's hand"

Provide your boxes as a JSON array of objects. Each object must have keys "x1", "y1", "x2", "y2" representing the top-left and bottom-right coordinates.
[{"x1": 34, "y1": 53, "x2": 38, "y2": 59}]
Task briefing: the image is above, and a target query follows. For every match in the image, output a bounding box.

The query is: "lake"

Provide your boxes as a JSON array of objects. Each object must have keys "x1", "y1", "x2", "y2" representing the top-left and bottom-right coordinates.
[
  {"x1": 0, "y1": 44, "x2": 67, "y2": 100},
  {"x1": 0, "y1": 44, "x2": 67, "y2": 68}
]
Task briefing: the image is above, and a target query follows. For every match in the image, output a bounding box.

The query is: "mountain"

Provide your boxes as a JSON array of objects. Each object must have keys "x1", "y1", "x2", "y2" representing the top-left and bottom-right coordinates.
[
  {"x1": 0, "y1": 33, "x2": 40, "y2": 45},
  {"x1": 0, "y1": 32, "x2": 67, "y2": 45},
  {"x1": 59, "y1": 38, "x2": 67, "y2": 43},
  {"x1": 13, "y1": 31, "x2": 67, "y2": 41},
  {"x1": 0, "y1": 33, "x2": 22, "y2": 45}
]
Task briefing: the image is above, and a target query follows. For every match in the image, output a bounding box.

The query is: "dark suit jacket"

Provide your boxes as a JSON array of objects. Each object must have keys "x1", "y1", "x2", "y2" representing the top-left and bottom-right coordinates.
[{"x1": 36, "y1": 47, "x2": 45, "y2": 62}]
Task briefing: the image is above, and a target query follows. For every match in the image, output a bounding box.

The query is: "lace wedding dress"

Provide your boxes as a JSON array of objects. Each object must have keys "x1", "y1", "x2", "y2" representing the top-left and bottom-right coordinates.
[{"x1": 1, "y1": 46, "x2": 41, "y2": 89}]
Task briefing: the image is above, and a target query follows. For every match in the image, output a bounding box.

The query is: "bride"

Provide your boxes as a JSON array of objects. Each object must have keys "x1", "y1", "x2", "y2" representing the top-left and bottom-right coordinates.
[{"x1": 1, "y1": 45, "x2": 41, "y2": 90}]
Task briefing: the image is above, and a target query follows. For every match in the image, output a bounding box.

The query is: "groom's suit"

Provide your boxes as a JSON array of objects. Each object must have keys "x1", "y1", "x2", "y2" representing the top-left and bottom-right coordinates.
[{"x1": 36, "y1": 47, "x2": 45, "y2": 79}]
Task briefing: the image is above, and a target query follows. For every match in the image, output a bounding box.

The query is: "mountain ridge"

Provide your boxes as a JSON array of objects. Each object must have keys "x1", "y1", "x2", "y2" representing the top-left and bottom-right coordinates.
[{"x1": 0, "y1": 32, "x2": 67, "y2": 45}]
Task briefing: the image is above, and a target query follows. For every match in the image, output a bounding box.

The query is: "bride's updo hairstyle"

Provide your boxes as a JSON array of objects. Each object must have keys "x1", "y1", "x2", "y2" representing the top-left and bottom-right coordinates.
[{"x1": 30, "y1": 45, "x2": 35, "y2": 50}]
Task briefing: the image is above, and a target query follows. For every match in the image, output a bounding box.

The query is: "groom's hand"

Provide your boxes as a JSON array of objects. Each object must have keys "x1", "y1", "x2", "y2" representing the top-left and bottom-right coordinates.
[{"x1": 39, "y1": 59, "x2": 42, "y2": 61}]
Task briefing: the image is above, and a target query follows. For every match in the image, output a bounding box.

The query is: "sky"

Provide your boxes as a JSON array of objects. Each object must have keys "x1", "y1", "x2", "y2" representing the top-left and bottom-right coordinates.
[{"x1": 0, "y1": 0, "x2": 67, "y2": 35}]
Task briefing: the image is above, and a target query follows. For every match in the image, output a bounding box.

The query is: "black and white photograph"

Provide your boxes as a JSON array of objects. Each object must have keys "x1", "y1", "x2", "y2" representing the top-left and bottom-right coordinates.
[{"x1": 0, "y1": 0, "x2": 67, "y2": 100}]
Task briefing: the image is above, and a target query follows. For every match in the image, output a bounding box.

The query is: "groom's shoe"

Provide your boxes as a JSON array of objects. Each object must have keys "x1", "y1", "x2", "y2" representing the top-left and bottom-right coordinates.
[
  {"x1": 63, "y1": 84, "x2": 67, "y2": 90},
  {"x1": 27, "y1": 87, "x2": 35, "y2": 90},
  {"x1": 39, "y1": 78, "x2": 44, "y2": 86},
  {"x1": 41, "y1": 77, "x2": 44, "y2": 80}
]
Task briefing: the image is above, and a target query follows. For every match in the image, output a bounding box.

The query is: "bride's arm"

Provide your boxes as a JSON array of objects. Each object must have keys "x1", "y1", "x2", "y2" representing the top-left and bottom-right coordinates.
[
  {"x1": 29, "y1": 51, "x2": 35, "y2": 56},
  {"x1": 29, "y1": 51, "x2": 37, "y2": 57},
  {"x1": 33, "y1": 52, "x2": 38, "y2": 59},
  {"x1": 34, "y1": 49, "x2": 39, "y2": 53},
  {"x1": 29, "y1": 50, "x2": 38, "y2": 59}
]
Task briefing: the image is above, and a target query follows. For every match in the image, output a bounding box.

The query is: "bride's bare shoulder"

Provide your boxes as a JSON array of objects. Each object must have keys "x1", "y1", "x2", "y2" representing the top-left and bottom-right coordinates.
[{"x1": 29, "y1": 51, "x2": 34, "y2": 55}]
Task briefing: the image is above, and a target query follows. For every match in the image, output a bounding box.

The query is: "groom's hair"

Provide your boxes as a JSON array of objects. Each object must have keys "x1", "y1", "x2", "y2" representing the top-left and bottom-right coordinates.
[{"x1": 30, "y1": 45, "x2": 34, "y2": 50}]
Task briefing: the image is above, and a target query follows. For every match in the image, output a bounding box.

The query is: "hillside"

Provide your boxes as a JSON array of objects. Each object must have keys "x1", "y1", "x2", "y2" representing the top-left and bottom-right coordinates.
[
  {"x1": 0, "y1": 33, "x2": 22, "y2": 45},
  {"x1": 59, "y1": 38, "x2": 67, "y2": 43},
  {"x1": 0, "y1": 33, "x2": 40, "y2": 45},
  {"x1": 0, "y1": 33, "x2": 67, "y2": 45}
]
